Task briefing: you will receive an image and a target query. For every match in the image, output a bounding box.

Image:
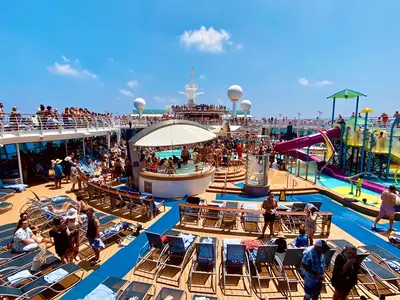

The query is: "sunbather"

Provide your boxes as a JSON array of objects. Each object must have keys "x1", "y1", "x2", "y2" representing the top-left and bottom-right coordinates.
[{"x1": 13, "y1": 219, "x2": 45, "y2": 253}]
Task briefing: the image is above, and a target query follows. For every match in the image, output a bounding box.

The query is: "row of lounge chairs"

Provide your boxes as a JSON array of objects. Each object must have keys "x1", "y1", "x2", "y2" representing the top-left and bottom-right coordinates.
[
  {"x1": 133, "y1": 229, "x2": 400, "y2": 299},
  {"x1": 180, "y1": 199, "x2": 325, "y2": 234}
]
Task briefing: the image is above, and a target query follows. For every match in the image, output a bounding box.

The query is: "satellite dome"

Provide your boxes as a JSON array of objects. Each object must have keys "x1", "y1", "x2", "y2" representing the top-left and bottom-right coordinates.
[
  {"x1": 134, "y1": 98, "x2": 146, "y2": 110},
  {"x1": 240, "y1": 99, "x2": 252, "y2": 112},
  {"x1": 227, "y1": 85, "x2": 243, "y2": 102}
]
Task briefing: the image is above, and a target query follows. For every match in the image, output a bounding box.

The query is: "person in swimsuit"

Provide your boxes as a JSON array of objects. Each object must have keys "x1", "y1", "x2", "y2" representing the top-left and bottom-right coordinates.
[
  {"x1": 372, "y1": 185, "x2": 400, "y2": 231},
  {"x1": 66, "y1": 208, "x2": 82, "y2": 262},
  {"x1": 86, "y1": 208, "x2": 103, "y2": 266},
  {"x1": 259, "y1": 191, "x2": 277, "y2": 239}
]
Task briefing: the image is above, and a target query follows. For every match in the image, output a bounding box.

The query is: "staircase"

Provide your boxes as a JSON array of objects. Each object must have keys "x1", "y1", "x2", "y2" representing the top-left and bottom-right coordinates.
[
  {"x1": 206, "y1": 183, "x2": 246, "y2": 195},
  {"x1": 213, "y1": 167, "x2": 246, "y2": 183}
]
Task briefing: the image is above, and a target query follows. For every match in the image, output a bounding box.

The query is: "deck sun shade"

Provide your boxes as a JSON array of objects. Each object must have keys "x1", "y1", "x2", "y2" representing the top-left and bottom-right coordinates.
[{"x1": 128, "y1": 120, "x2": 217, "y2": 147}]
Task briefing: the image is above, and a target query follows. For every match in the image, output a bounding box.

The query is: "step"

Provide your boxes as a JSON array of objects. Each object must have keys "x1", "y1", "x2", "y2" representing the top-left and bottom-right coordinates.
[
  {"x1": 214, "y1": 172, "x2": 245, "y2": 180},
  {"x1": 209, "y1": 185, "x2": 243, "y2": 191},
  {"x1": 215, "y1": 169, "x2": 244, "y2": 176},
  {"x1": 214, "y1": 176, "x2": 246, "y2": 183},
  {"x1": 206, "y1": 188, "x2": 247, "y2": 195}
]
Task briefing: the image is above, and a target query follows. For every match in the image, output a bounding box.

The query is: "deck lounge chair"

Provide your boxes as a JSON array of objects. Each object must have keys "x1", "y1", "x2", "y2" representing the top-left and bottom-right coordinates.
[
  {"x1": 181, "y1": 196, "x2": 203, "y2": 225},
  {"x1": 155, "y1": 287, "x2": 186, "y2": 300},
  {"x1": 156, "y1": 233, "x2": 198, "y2": 286},
  {"x1": 188, "y1": 237, "x2": 218, "y2": 293},
  {"x1": 0, "y1": 223, "x2": 17, "y2": 233},
  {"x1": 203, "y1": 201, "x2": 224, "y2": 227},
  {"x1": 330, "y1": 239, "x2": 400, "y2": 297},
  {"x1": 192, "y1": 296, "x2": 217, "y2": 300},
  {"x1": 134, "y1": 231, "x2": 169, "y2": 278},
  {"x1": 221, "y1": 239, "x2": 251, "y2": 296},
  {"x1": 0, "y1": 201, "x2": 13, "y2": 213},
  {"x1": 249, "y1": 244, "x2": 286, "y2": 299},
  {"x1": 0, "y1": 262, "x2": 83, "y2": 299},
  {"x1": 241, "y1": 203, "x2": 261, "y2": 233},
  {"x1": 360, "y1": 244, "x2": 400, "y2": 275},
  {"x1": 275, "y1": 248, "x2": 305, "y2": 300},
  {"x1": 222, "y1": 201, "x2": 239, "y2": 229},
  {"x1": 0, "y1": 252, "x2": 61, "y2": 284},
  {"x1": 83, "y1": 277, "x2": 128, "y2": 299},
  {"x1": 118, "y1": 280, "x2": 154, "y2": 300}
]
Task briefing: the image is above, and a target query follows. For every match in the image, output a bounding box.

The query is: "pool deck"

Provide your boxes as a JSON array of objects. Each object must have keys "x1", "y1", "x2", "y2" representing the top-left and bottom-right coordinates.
[{"x1": 2, "y1": 170, "x2": 400, "y2": 299}]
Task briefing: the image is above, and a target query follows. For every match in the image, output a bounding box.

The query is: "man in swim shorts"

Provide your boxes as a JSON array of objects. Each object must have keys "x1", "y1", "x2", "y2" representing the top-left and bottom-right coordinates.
[{"x1": 372, "y1": 185, "x2": 400, "y2": 231}]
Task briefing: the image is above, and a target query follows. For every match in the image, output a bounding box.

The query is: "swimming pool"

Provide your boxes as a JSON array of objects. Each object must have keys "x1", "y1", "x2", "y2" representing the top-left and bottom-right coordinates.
[
  {"x1": 155, "y1": 150, "x2": 207, "y2": 175},
  {"x1": 156, "y1": 149, "x2": 193, "y2": 160}
]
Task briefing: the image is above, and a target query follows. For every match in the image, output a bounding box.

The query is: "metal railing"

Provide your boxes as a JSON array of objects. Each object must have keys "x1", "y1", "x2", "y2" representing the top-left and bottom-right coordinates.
[{"x1": 0, "y1": 113, "x2": 119, "y2": 137}]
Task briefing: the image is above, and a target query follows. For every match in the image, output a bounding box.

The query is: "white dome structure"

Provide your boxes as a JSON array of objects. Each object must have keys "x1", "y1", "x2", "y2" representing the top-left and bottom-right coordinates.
[
  {"x1": 240, "y1": 99, "x2": 252, "y2": 112},
  {"x1": 227, "y1": 85, "x2": 243, "y2": 102},
  {"x1": 227, "y1": 85, "x2": 243, "y2": 118},
  {"x1": 134, "y1": 98, "x2": 146, "y2": 117}
]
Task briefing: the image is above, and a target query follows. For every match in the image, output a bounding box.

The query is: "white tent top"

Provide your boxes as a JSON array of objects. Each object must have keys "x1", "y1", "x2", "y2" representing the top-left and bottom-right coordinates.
[
  {"x1": 129, "y1": 120, "x2": 216, "y2": 147},
  {"x1": 209, "y1": 125, "x2": 241, "y2": 133}
]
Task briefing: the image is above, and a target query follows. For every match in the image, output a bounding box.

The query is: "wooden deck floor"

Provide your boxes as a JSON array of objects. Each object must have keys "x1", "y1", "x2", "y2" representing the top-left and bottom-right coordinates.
[{"x1": 1, "y1": 175, "x2": 399, "y2": 299}]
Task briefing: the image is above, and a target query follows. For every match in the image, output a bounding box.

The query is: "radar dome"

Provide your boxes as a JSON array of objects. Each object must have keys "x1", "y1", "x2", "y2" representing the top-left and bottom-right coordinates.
[
  {"x1": 134, "y1": 98, "x2": 146, "y2": 110},
  {"x1": 227, "y1": 85, "x2": 243, "y2": 102},
  {"x1": 240, "y1": 99, "x2": 252, "y2": 112}
]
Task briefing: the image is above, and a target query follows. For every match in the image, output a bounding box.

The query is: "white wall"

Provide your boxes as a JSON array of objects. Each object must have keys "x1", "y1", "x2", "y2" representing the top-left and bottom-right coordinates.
[{"x1": 139, "y1": 172, "x2": 214, "y2": 198}]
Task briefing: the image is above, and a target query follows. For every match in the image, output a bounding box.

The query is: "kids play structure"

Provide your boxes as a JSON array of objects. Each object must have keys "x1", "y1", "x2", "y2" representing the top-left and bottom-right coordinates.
[{"x1": 274, "y1": 89, "x2": 400, "y2": 192}]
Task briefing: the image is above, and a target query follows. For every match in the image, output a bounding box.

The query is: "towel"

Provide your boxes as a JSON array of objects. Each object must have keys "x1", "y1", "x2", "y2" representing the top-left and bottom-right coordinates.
[
  {"x1": 202, "y1": 237, "x2": 213, "y2": 244},
  {"x1": 387, "y1": 260, "x2": 400, "y2": 272},
  {"x1": 179, "y1": 233, "x2": 195, "y2": 249},
  {"x1": 7, "y1": 270, "x2": 32, "y2": 285},
  {"x1": 44, "y1": 268, "x2": 69, "y2": 284},
  {"x1": 277, "y1": 204, "x2": 290, "y2": 211},
  {"x1": 82, "y1": 283, "x2": 117, "y2": 300}
]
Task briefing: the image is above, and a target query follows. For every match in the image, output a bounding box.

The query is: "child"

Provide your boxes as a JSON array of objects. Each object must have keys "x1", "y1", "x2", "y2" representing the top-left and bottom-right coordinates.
[
  {"x1": 305, "y1": 204, "x2": 319, "y2": 246},
  {"x1": 356, "y1": 174, "x2": 364, "y2": 197},
  {"x1": 293, "y1": 228, "x2": 309, "y2": 248},
  {"x1": 194, "y1": 165, "x2": 200, "y2": 172}
]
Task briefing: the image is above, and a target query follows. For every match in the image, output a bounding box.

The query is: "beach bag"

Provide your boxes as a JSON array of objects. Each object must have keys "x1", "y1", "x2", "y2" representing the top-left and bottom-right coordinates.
[
  {"x1": 48, "y1": 169, "x2": 55, "y2": 178},
  {"x1": 31, "y1": 245, "x2": 47, "y2": 272}
]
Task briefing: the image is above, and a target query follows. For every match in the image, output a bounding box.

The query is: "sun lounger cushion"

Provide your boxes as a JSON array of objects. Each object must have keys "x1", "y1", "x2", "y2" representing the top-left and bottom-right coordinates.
[
  {"x1": 0, "y1": 180, "x2": 27, "y2": 192},
  {"x1": 83, "y1": 283, "x2": 117, "y2": 300},
  {"x1": 7, "y1": 269, "x2": 32, "y2": 285},
  {"x1": 44, "y1": 267, "x2": 69, "y2": 283}
]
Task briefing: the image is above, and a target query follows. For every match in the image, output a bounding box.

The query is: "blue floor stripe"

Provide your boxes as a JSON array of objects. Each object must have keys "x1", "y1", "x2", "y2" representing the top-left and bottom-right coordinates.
[{"x1": 62, "y1": 199, "x2": 181, "y2": 300}]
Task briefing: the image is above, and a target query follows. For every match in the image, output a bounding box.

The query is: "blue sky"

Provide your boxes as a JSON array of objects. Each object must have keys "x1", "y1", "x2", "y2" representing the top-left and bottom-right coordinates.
[{"x1": 0, "y1": 1, "x2": 399, "y2": 118}]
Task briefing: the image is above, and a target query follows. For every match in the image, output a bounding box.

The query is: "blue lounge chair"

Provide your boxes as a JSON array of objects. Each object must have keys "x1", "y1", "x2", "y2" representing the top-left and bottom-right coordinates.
[
  {"x1": 221, "y1": 239, "x2": 251, "y2": 296},
  {"x1": 134, "y1": 231, "x2": 169, "y2": 279},
  {"x1": 118, "y1": 280, "x2": 154, "y2": 300},
  {"x1": 0, "y1": 262, "x2": 83, "y2": 299},
  {"x1": 188, "y1": 237, "x2": 217, "y2": 294},
  {"x1": 83, "y1": 277, "x2": 128, "y2": 299},
  {"x1": 157, "y1": 233, "x2": 198, "y2": 286}
]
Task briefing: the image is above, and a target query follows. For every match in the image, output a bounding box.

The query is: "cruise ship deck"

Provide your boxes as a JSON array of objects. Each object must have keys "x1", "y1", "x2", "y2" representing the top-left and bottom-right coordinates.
[{"x1": 1, "y1": 167, "x2": 400, "y2": 300}]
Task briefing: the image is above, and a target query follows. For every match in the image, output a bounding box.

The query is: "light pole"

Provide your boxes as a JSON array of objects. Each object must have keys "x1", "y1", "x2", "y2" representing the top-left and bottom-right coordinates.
[{"x1": 360, "y1": 108, "x2": 373, "y2": 173}]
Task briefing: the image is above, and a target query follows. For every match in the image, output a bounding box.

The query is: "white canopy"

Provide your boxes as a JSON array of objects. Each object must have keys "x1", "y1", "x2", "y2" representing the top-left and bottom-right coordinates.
[{"x1": 129, "y1": 120, "x2": 216, "y2": 147}]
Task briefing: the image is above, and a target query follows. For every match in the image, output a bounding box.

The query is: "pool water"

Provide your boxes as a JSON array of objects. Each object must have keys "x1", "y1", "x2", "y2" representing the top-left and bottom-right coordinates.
[
  {"x1": 155, "y1": 150, "x2": 205, "y2": 175},
  {"x1": 156, "y1": 149, "x2": 192, "y2": 160}
]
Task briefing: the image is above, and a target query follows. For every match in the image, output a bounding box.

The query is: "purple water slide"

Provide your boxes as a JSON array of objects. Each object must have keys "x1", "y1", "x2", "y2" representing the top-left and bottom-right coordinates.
[
  {"x1": 274, "y1": 127, "x2": 341, "y2": 153},
  {"x1": 275, "y1": 128, "x2": 388, "y2": 194}
]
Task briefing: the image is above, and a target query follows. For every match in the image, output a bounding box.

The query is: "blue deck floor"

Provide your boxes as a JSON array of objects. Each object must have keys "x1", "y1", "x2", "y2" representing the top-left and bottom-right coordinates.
[{"x1": 62, "y1": 193, "x2": 400, "y2": 299}]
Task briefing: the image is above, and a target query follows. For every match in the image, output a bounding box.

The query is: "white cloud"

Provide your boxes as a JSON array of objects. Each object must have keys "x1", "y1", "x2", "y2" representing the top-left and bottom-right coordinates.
[
  {"x1": 119, "y1": 89, "x2": 134, "y2": 97},
  {"x1": 153, "y1": 96, "x2": 177, "y2": 103},
  {"x1": 180, "y1": 26, "x2": 241, "y2": 53},
  {"x1": 47, "y1": 62, "x2": 98, "y2": 79},
  {"x1": 298, "y1": 78, "x2": 309, "y2": 86},
  {"x1": 298, "y1": 78, "x2": 333, "y2": 87},
  {"x1": 61, "y1": 55, "x2": 70, "y2": 62},
  {"x1": 315, "y1": 80, "x2": 334, "y2": 86},
  {"x1": 199, "y1": 74, "x2": 206, "y2": 79},
  {"x1": 127, "y1": 80, "x2": 139, "y2": 88}
]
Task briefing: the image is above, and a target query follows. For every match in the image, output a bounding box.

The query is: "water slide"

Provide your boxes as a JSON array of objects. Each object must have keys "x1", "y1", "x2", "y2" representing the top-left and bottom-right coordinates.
[{"x1": 274, "y1": 127, "x2": 390, "y2": 194}]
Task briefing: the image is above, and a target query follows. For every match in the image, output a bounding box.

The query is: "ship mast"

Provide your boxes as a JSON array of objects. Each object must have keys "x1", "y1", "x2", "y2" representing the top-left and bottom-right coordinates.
[{"x1": 178, "y1": 67, "x2": 204, "y2": 108}]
